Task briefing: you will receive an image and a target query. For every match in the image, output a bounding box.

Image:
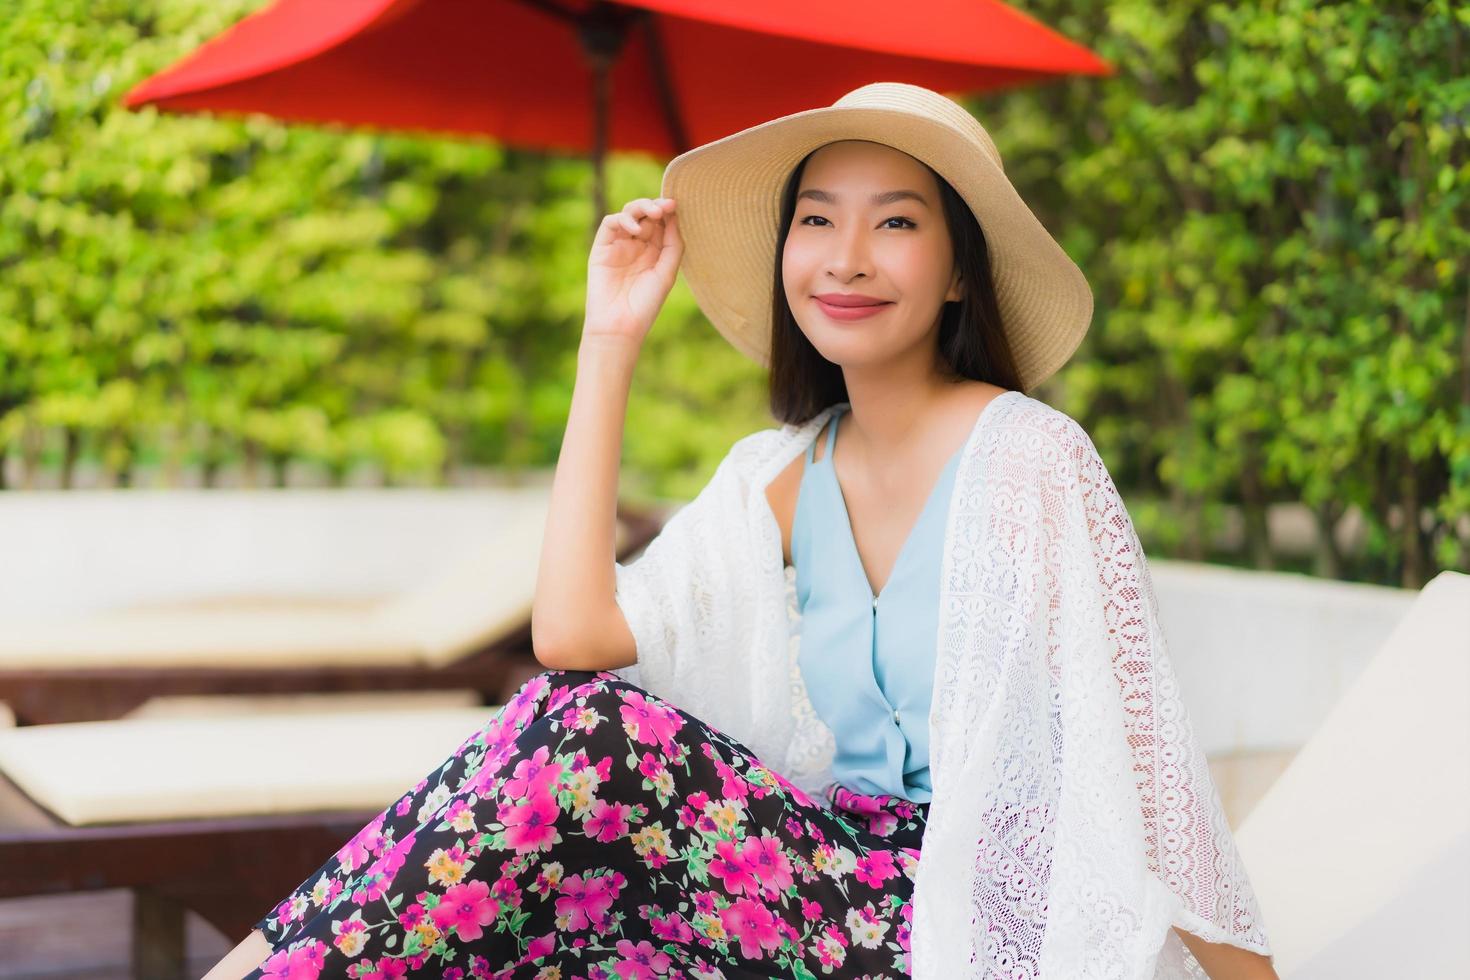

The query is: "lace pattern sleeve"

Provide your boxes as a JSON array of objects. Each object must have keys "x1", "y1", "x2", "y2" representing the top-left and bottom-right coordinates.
[
  {"x1": 910, "y1": 399, "x2": 1271, "y2": 980},
  {"x1": 1052, "y1": 417, "x2": 1272, "y2": 971},
  {"x1": 606, "y1": 429, "x2": 802, "y2": 765}
]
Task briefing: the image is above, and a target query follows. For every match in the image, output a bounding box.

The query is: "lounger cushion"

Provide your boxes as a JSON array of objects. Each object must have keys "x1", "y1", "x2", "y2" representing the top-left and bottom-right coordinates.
[
  {"x1": 0, "y1": 705, "x2": 504, "y2": 826},
  {"x1": 0, "y1": 487, "x2": 634, "y2": 671},
  {"x1": 1234, "y1": 570, "x2": 1470, "y2": 974}
]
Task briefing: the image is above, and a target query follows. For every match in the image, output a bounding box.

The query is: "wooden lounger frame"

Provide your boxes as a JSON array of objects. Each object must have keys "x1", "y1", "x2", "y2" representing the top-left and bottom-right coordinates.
[
  {"x1": 0, "y1": 768, "x2": 377, "y2": 979},
  {"x1": 0, "y1": 502, "x2": 665, "y2": 726}
]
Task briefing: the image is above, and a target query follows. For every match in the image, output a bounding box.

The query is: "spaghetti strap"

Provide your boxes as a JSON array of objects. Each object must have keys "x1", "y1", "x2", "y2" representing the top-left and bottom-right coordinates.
[
  {"x1": 810, "y1": 406, "x2": 841, "y2": 465},
  {"x1": 808, "y1": 406, "x2": 843, "y2": 465}
]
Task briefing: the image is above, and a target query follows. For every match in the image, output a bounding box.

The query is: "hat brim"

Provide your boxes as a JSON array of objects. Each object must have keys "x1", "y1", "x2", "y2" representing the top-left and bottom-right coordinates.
[{"x1": 661, "y1": 102, "x2": 1093, "y2": 393}]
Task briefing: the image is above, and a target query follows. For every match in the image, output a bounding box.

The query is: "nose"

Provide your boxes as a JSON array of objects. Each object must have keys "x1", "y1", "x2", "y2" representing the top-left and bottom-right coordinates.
[{"x1": 824, "y1": 223, "x2": 874, "y2": 282}]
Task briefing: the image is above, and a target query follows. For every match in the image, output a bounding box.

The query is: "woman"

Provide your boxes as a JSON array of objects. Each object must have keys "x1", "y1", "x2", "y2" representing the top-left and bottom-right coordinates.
[{"x1": 207, "y1": 83, "x2": 1275, "y2": 979}]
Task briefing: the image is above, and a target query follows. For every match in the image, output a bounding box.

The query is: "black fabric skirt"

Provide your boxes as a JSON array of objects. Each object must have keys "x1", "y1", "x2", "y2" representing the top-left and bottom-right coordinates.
[{"x1": 246, "y1": 668, "x2": 929, "y2": 979}]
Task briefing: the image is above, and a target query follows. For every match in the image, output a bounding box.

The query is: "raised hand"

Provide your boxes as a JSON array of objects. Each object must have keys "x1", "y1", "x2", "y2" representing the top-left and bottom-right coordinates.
[{"x1": 583, "y1": 196, "x2": 683, "y2": 349}]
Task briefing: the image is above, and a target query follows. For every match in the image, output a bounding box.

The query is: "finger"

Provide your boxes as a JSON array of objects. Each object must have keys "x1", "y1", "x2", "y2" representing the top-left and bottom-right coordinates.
[
  {"x1": 629, "y1": 200, "x2": 663, "y2": 227},
  {"x1": 596, "y1": 211, "x2": 632, "y2": 247},
  {"x1": 654, "y1": 210, "x2": 683, "y2": 279}
]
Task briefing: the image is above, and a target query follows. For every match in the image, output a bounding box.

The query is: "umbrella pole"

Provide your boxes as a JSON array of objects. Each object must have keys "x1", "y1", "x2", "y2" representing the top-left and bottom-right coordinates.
[
  {"x1": 590, "y1": 54, "x2": 609, "y2": 231},
  {"x1": 576, "y1": 2, "x2": 638, "y2": 235}
]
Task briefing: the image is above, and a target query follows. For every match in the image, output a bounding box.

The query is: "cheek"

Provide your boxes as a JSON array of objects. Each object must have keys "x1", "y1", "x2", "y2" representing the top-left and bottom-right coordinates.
[
  {"x1": 781, "y1": 243, "x2": 817, "y2": 306},
  {"x1": 781, "y1": 238, "x2": 813, "y2": 280}
]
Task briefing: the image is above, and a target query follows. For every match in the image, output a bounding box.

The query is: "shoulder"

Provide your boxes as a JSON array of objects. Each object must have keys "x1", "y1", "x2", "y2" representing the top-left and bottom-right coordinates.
[
  {"x1": 720, "y1": 408, "x2": 842, "y2": 481},
  {"x1": 986, "y1": 391, "x2": 1103, "y2": 485}
]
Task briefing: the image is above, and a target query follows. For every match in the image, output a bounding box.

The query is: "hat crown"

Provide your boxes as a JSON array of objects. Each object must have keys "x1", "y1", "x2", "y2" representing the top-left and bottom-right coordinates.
[{"x1": 833, "y1": 82, "x2": 1004, "y2": 172}]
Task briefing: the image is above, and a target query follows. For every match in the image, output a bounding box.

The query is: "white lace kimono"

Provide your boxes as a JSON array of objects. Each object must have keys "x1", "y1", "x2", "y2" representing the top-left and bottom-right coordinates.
[{"x1": 611, "y1": 388, "x2": 1272, "y2": 979}]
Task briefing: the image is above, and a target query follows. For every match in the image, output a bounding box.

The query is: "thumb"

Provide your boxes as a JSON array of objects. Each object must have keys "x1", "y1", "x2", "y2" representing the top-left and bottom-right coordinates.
[{"x1": 654, "y1": 210, "x2": 683, "y2": 282}]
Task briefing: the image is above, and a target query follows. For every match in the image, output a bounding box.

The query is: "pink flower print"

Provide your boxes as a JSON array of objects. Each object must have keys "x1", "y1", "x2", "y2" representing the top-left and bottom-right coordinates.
[
  {"x1": 555, "y1": 871, "x2": 620, "y2": 931},
  {"x1": 354, "y1": 831, "x2": 416, "y2": 904},
  {"x1": 335, "y1": 814, "x2": 385, "y2": 874},
  {"x1": 739, "y1": 834, "x2": 794, "y2": 898},
  {"x1": 499, "y1": 796, "x2": 562, "y2": 854},
  {"x1": 562, "y1": 704, "x2": 600, "y2": 733},
  {"x1": 687, "y1": 790, "x2": 710, "y2": 809},
  {"x1": 502, "y1": 745, "x2": 562, "y2": 802},
  {"x1": 490, "y1": 874, "x2": 522, "y2": 911},
  {"x1": 646, "y1": 908, "x2": 695, "y2": 943},
  {"x1": 833, "y1": 786, "x2": 899, "y2": 835},
  {"x1": 816, "y1": 923, "x2": 849, "y2": 969},
  {"x1": 443, "y1": 798, "x2": 475, "y2": 830},
  {"x1": 395, "y1": 794, "x2": 414, "y2": 817},
  {"x1": 462, "y1": 737, "x2": 518, "y2": 799},
  {"x1": 612, "y1": 938, "x2": 672, "y2": 979},
  {"x1": 708, "y1": 838, "x2": 757, "y2": 896},
  {"x1": 719, "y1": 898, "x2": 782, "y2": 960},
  {"x1": 769, "y1": 769, "x2": 815, "y2": 808},
  {"x1": 784, "y1": 817, "x2": 805, "y2": 839},
  {"x1": 618, "y1": 690, "x2": 682, "y2": 749},
  {"x1": 517, "y1": 673, "x2": 551, "y2": 708},
  {"x1": 800, "y1": 898, "x2": 822, "y2": 920},
  {"x1": 525, "y1": 929, "x2": 557, "y2": 960},
  {"x1": 637, "y1": 752, "x2": 665, "y2": 781},
  {"x1": 397, "y1": 903, "x2": 425, "y2": 929},
  {"x1": 865, "y1": 810, "x2": 899, "y2": 836},
  {"x1": 584, "y1": 799, "x2": 632, "y2": 843},
  {"x1": 711, "y1": 759, "x2": 750, "y2": 805},
  {"x1": 443, "y1": 969, "x2": 465, "y2": 980},
  {"x1": 676, "y1": 803, "x2": 699, "y2": 830},
  {"x1": 692, "y1": 890, "x2": 719, "y2": 915},
  {"x1": 257, "y1": 938, "x2": 325, "y2": 979},
  {"x1": 428, "y1": 880, "x2": 500, "y2": 942},
  {"x1": 357, "y1": 955, "x2": 409, "y2": 979},
  {"x1": 270, "y1": 898, "x2": 296, "y2": 931},
  {"x1": 547, "y1": 678, "x2": 582, "y2": 715},
  {"x1": 331, "y1": 917, "x2": 367, "y2": 958},
  {"x1": 854, "y1": 849, "x2": 898, "y2": 889}
]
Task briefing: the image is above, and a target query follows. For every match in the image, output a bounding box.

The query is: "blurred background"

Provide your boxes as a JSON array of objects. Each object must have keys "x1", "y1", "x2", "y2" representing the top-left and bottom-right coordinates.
[{"x1": 0, "y1": 0, "x2": 1465, "y2": 977}]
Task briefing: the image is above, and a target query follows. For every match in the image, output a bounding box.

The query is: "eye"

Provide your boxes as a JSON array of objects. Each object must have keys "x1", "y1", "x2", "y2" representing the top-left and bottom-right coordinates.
[{"x1": 797, "y1": 215, "x2": 917, "y2": 229}]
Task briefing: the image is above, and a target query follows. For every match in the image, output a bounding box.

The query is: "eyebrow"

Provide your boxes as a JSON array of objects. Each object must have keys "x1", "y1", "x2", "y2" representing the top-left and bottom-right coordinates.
[{"x1": 796, "y1": 188, "x2": 931, "y2": 209}]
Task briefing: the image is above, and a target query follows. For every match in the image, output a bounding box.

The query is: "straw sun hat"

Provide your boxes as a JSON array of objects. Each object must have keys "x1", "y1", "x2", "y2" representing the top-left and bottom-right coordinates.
[{"x1": 660, "y1": 81, "x2": 1093, "y2": 393}]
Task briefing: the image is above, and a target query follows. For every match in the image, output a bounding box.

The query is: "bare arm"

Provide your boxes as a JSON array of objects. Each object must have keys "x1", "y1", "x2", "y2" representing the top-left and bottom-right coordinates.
[
  {"x1": 531, "y1": 338, "x2": 641, "y2": 671},
  {"x1": 531, "y1": 196, "x2": 682, "y2": 672},
  {"x1": 200, "y1": 927, "x2": 273, "y2": 980},
  {"x1": 1173, "y1": 926, "x2": 1279, "y2": 979}
]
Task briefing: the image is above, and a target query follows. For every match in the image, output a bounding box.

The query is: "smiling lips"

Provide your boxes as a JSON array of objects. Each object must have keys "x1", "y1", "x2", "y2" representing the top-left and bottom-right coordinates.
[{"x1": 813, "y1": 293, "x2": 893, "y2": 322}]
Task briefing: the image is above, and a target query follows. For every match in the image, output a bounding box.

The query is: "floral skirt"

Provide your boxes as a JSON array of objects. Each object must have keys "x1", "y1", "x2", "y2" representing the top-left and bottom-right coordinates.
[{"x1": 246, "y1": 668, "x2": 928, "y2": 980}]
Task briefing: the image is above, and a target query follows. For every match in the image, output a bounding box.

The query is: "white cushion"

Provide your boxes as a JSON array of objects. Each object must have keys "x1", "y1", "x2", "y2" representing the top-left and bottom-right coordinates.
[
  {"x1": 1234, "y1": 570, "x2": 1470, "y2": 975},
  {"x1": 0, "y1": 487, "x2": 636, "y2": 670},
  {"x1": 0, "y1": 704, "x2": 503, "y2": 826}
]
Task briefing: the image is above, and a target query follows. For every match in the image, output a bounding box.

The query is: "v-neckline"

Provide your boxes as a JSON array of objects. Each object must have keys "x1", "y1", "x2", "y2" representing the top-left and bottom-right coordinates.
[{"x1": 820, "y1": 393, "x2": 1008, "y2": 604}]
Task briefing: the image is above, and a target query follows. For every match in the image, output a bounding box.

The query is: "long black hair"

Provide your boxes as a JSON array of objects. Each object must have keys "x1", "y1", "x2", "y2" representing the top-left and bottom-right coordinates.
[{"x1": 767, "y1": 145, "x2": 1023, "y2": 424}]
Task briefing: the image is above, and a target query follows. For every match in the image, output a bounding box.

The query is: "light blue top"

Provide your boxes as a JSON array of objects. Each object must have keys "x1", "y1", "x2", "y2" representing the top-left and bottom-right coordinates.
[{"x1": 791, "y1": 404, "x2": 963, "y2": 803}]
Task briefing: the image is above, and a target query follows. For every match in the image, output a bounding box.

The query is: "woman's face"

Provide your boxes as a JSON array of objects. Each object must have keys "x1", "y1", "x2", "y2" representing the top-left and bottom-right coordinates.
[{"x1": 782, "y1": 140, "x2": 963, "y2": 368}]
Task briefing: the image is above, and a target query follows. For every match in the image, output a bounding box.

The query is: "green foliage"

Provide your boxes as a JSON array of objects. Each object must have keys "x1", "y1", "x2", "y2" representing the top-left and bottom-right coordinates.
[
  {"x1": 0, "y1": 0, "x2": 732, "y2": 489},
  {"x1": 0, "y1": 0, "x2": 1464, "y2": 586},
  {"x1": 980, "y1": 0, "x2": 1468, "y2": 585}
]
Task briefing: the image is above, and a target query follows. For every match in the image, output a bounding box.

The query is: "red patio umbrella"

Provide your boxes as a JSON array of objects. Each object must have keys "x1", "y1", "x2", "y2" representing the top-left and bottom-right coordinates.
[{"x1": 123, "y1": 0, "x2": 1112, "y2": 224}]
